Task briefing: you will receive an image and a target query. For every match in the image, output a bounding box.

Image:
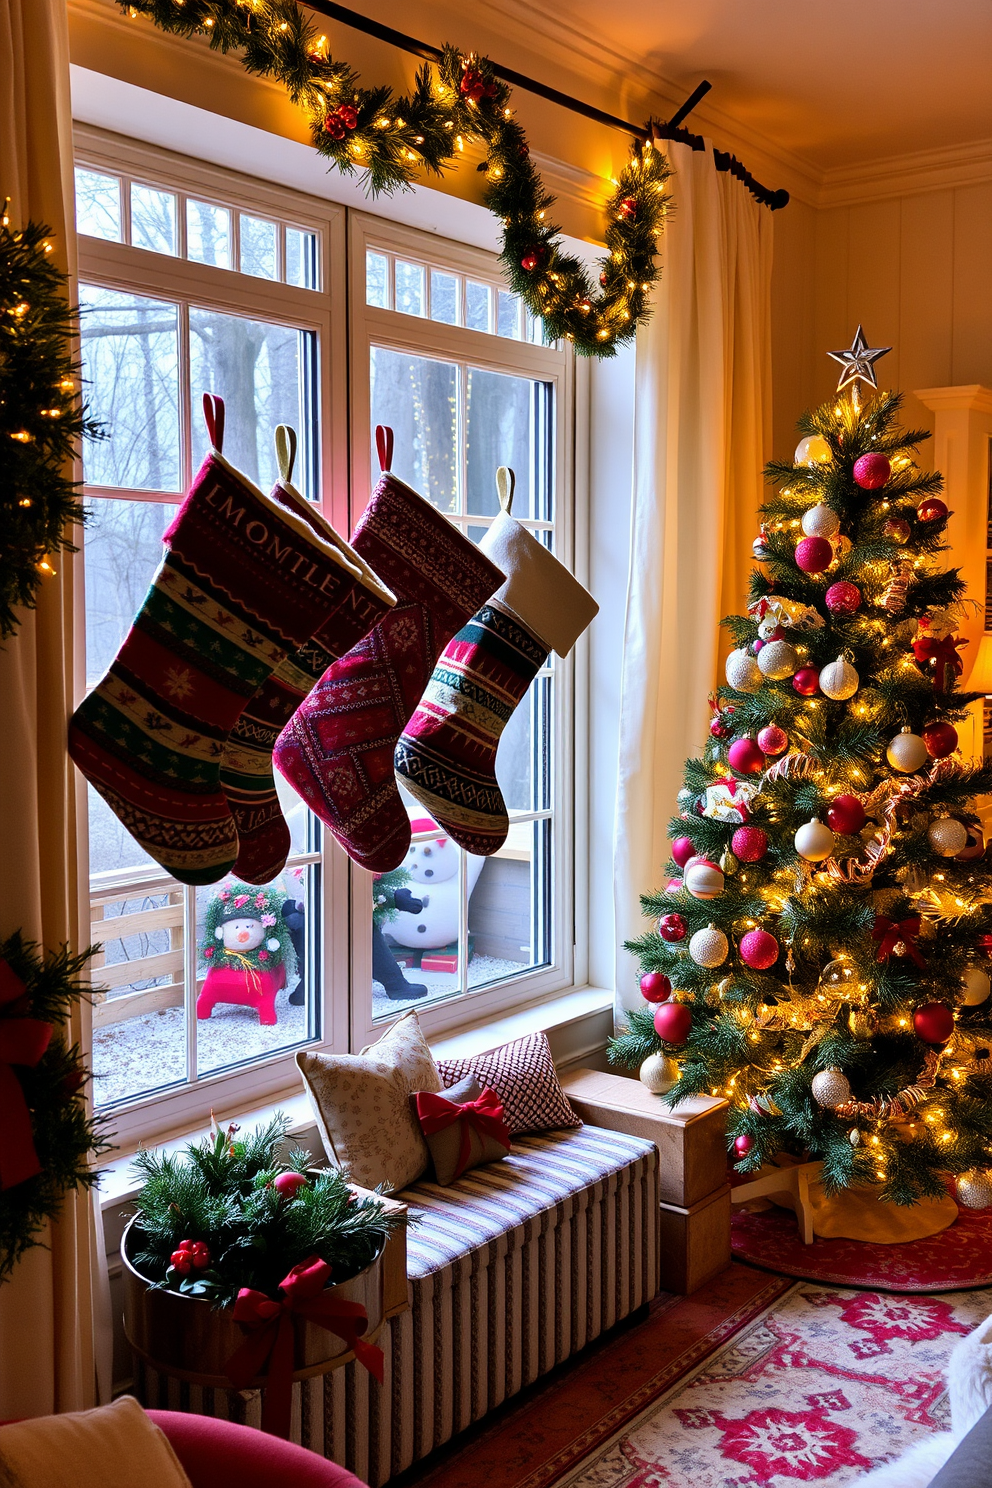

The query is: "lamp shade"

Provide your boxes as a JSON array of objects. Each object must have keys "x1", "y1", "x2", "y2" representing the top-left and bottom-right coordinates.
[{"x1": 966, "y1": 635, "x2": 992, "y2": 695}]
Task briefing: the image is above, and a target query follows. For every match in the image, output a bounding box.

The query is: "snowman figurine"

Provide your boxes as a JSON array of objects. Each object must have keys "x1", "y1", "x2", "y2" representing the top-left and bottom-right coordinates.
[
  {"x1": 198, "y1": 883, "x2": 297, "y2": 1025},
  {"x1": 386, "y1": 818, "x2": 484, "y2": 954}
]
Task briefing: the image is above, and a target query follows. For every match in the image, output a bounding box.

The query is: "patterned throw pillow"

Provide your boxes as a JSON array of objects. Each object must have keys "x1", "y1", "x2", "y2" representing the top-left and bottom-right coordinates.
[
  {"x1": 435, "y1": 1031, "x2": 581, "y2": 1136},
  {"x1": 297, "y1": 1010, "x2": 442, "y2": 1193},
  {"x1": 413, "y1": 1078, "x2": 511, "y2": 1185}
]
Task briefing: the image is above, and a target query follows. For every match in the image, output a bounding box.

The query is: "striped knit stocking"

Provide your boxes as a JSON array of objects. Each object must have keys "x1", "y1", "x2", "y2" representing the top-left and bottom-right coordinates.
[{"x1": 69, "y1": 445, "x2": 362, "y2": 886}]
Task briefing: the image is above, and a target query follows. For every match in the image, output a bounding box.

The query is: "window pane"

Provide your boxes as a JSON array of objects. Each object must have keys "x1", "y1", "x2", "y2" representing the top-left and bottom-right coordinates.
[
  {"x1": 286, "y1": 228, "x2": 319, "y2": 289},
  {"x1": 130, "y1": 184, "x2": 177, "y2": 256},
  {"x1": 370, "y1": 347, "x2": 457, "y2": 512},
  {"x1": 187, "y1": 199, "x2": 232, "y2": 269},
  {"x1": 240, "y1": 214, "x2": 277, "y2": 279},
  {"x1": 497, "y1": 290, "x2": 522, "y2": 339},
  {"x1": 189, "y1": 308, "x2": 314, "y2": 495},
  {"x1": 468, "y1": 818, "x2": 552, "y2": 988},
  {"x1": 394, "y1": 260, "x2": 425, "y2": 317},
  {"x1": 373, "y1": 831, "x2": 472, "y2": 1015},
  {"x1": 75, "y1": 168, "x2": 122, "y2": 242},
  {"x1": 195, "y1": 864, "x2": 320, "y2": 1078},
  {"x1": 365, "y1": 250, "x2": 389, "y2": 308},
  {"x1": 465, "y1": 281, "x2": 491, "y2": 332},
  {"x1": 497, "y1": 672, "x2": 551, "y2": 814},
  {"x1": 465, "y1": 367, "x2": 553, "y2": 522},
  {"x1": 430, "y1": 270, "x2": 459, "y2": 325},
  {"x1": 79, "y1": 285, "x2": 181, "y2": 491}
]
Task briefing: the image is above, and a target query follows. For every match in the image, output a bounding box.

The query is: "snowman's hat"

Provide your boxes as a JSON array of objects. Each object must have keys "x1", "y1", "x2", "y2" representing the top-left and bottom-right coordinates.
[{"x1": 409, "y1": 817, "x2": 447, "y2": 844}]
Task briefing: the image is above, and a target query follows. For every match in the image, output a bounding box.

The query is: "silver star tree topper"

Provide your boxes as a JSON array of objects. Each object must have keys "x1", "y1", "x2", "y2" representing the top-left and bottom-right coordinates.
[{"x1": 827, "y1": 326, "x2": 892, "y2": 391}]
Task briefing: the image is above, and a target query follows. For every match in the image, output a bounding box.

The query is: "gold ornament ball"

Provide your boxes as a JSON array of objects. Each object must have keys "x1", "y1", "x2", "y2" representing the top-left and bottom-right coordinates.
[
  {"x1": 819, "y1": 655, "x2": 859, "y2": 701},
  {"x1": 811, "y1": 1066, "x2": 852, "y2": 1108},
  {"x1": 801, "y1": 502, "x2": 840, "y2": 539},
  {"x1": 961, "y1": 966, "x2": 992, "y2": 1007},
  {"x1": 639, "y1": 1052, "x2": 680, "y2": 1094},
  {"x1": 927, "y1": 817, "x2": 969, "y2": 857},
  {"x1": 795, "y1": 818, "x2": 836, "y2": 862},
  {"x1": 689, "y1": 923, "x2": 729, "y2": 968},
  {"x1": 725, "y1": 647, "x2": 762, "y2": 694},
  {"x1": 795, "y1": 435, "x2": 832, "y2": 467},
  {"x1": 887, "y1": 728, "x2": 928, "y2": 774},
  {"x1": 956, "y1": 1171, "x2": 992, "y2": 1210}
]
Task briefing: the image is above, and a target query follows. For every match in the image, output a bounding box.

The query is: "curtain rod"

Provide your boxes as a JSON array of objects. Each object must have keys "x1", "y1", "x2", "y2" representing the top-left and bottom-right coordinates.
[{"x1": 302, "y1": 0, "x2": 789, "y2": 210}]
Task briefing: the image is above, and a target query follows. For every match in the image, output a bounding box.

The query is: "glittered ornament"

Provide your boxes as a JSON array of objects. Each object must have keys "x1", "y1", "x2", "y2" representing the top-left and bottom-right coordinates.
[
  {"x1": 795, "y1": 818, "x2": 836, "y2": 861},
  {"x1": 757, "y1": 639, "x2": 799, "y2": 680},
  {"x1": 794, "y1": 435, "x2": 832, "y2": 467},
  {"x1": 962, "y1": 966, "x2": 991, "y2": 1006},
  {"x1": 659, "y1": 912, "x2": 687, "y2": 942},
  {"x1": 923, "y1": 721, "x2": 958, "y2": 759},
  {"x1": 684, "y1": 858, "x2": 725, "y2": 900},
  {"x1": 728, "y1": 737, "x2": 766, "y2": 775},
  {"x1": 733, "y1": 1133, "x2": 754, "y2": 1156},
  {"x1": 917, "y1": 497, "x2": 948, "y2": 523},
  {"x1": 825, "y1": 581, "x2": 861, "y2": 616},
  {"x1": 913, "y1": 1002, "x2": 954, "y2": 1044},
  {"x1": 640, "y1": 971, "x2": 672, "y2": 1003},
  {"x1": 928, "y1": 817, "x2": 969, "y2": 857},
  {"x1": 884, "y1": 517, "x2": 911, "y2": 544},
  {"x1": 739, "y1": 929, "x2": 779, "y2": 970},
  {"x1": 732, "y1": 826, "x2": 768, "y2": 862},
  {"x1": 672, "y1": 836, "x2": 696, "y2": 868},
  {"x1": 819, "y1": 655, "x2": 859, "y2": 700},
  {"x1": 725, "y1": 647, "x2": 762, "y2": 694},
  {"x1": 639, "y1": 1052, "x2": 680, "y2": 1093},
  {"x1": 795, "y1": 536, "x2": 833, "y2": 574},
  {"x1": 758, "y1": 724, "x2": 789, "y2": 756},
  {"x1": 793, "y1": 667, "x2": 820, "y2": 696},
  {"x1": 801, "y1": 503, "x2": 840, "y2": 540},
  {"x1": 653, "y1": 1001, "x2": 692, "y2": 1045},
  {"x1": 689, "y1": 923, "x2": 729, "y2": 968},
  {"x1": 956, "y1": 1171, "x2": 992, "y2": 1210},
  {"x1": 852, "y1": 452, "x2": 891, "y2": 489},
  {"x1": 811, "y1": 1067, "x2": 851, "y2": 1108},
  {"x1": 887, "y1": 728, "x2": 928, "y2": 773},
  {"x1": 827, "y1": 794, "x2": 866, "y2": 835}
]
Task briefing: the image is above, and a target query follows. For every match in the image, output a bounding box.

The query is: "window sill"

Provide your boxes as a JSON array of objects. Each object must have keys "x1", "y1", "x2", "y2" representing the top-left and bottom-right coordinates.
[{"x1": 97, "y1": 984, "x2": 614, "y2": 1210}]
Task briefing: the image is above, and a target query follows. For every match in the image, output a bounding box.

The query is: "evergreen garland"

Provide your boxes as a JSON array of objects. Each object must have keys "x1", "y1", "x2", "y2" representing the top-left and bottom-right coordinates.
[{"x1": 118, "y1": 1, "x2": 671, "y2": 356}]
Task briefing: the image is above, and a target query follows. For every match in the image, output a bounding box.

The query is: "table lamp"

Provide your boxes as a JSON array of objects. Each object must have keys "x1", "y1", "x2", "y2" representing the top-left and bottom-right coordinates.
[{"x1": 966, "y1": 635, "x2": 992, "y2": 696}]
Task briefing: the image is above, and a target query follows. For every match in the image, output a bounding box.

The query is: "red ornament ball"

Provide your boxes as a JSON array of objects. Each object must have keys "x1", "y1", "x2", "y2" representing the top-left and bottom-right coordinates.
[
  {"x1": 826, "y1": 793, "x2": 866, "y2": 835},
  {"x1": 923, "y1": 721, "x2": 958, "y2": 759},
  {"x1": 793, "y1": 667, "x2": 821, "y2": 696},
  {"x1": 758, "y1": 724, "x2": 789, "y2": 756},
  {"x1": 653, "y1": 1001, "x2": 692, "y2": 1045},
  {"x1": 658, "y1": 913, "x2": 687, "y2": 942},
  {"x1": 825, "y1": 581, "x2": 862, "y2": 615},
  {"x1": 739, "y1": 929, "x2": 779, "y2": 970},
  {"x1": 732, "y1": 826, "x2": 768, "y2": 862},
  {"x1": 734, "y1": 1133, "x2": 754, "y2": 1156},
  {"x1": 521, "y1": 251, "x2": 540, "y2": 272},
  {"x1": 977, "y1": 934, "x2": 992, "y2": 956},
  {"x1": 913, "y1": 1002, "x2": 955, "y2": 1045},
  {"x1": 617, "y1": 197, "x2": 638, "y2": 220},
  {"x1": 795, "y1": 536, "x2": 833, "y2": 573},
  {"x1": 918, "y1": 498, "x2": 949, "y2": 523},
  {"x1": 672, "y1": 836, "x2": 696, "y2": 868},
  {"x1": 273, "y1": 1171, "x2": 308, "y2": 1200},
  {"x1": 728, "y1": 737, "x2": 766, "y2": 775},
  {"x1": 852, "y1": 452, "x2": 891, "y2": 489},
  {"x1": 640, "y1": 971, "x2": 671, "y2": 1003}
]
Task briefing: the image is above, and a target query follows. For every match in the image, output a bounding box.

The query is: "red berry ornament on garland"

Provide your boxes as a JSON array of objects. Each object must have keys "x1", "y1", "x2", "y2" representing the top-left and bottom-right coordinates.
[
  {"x1": 728, "y1": 737, "x2": 765, "y2": 775},
  {"x1": 758, "y1": 724, "x2": 788, "y2": 756},
  {"x1": 658, "y1": 913, "x2": 687, "y2": 942},
  {"x1": 918, "y1": 498, "x2": 949, "y2": 523},
  {"x1": 825, "y1": 581, "x2": 862, "y2": 615},
  {"x1": 640, "y1": 971, "x2": 671, "y2": 1003},
  {"x1": 653, "y1": 1001, "x2": 692, "y2": 1045},
  {"x1": 793, "y1": 667, "x2": 820, "y2": 696},
  {"x1": 521, "y1": 249, "x2": 542, "y2": 272},
  {"x1": 923, "y1": 721, "x2": 958, "y2": 759},
  {"x1": 273, "y1": 1171, "x2": 308, "y2": 1200},
  {"x1": 739, "y1": 929, "x2": 779, "y2": 969},
  {"x1": 323, "y1": 104, "x2": 359, "y2": 140},
  {"x1": 913, "y1": 1002, "x2": 955, "y2": 1045},
  {"x1": 617, "y1": 197, "x2": 638, "y2": 220},
  {"x1": 732, "y1": 826, "x2": 768, "y2": 862},
  {"x1": 460, "y1": 65, "x2": 496, "y2": 103},
  {"x1": 852, "y1": 452, "x2": 891, "y2": 489},
  {"x1": 826, "y1": 794, "x2": 866, "y2": 835},
  {"x1": 795, "y1": 536, "x2": 833, "y2": 573}
]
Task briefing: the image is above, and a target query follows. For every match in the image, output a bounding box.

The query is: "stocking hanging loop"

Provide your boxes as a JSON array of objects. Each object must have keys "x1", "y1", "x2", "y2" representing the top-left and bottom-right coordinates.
[
  {"x1": 203, "y1": 394, "x2": 225, "y2": 454},
  {"x1": 274, "y1": 425, "x2": 298, "y2": 485},
  {"x1": 375, "y1": 425, "x2": 394, "y2": 474},
  {"x1": 495, "y1": 466, "x2": 515, "y2": 515}
]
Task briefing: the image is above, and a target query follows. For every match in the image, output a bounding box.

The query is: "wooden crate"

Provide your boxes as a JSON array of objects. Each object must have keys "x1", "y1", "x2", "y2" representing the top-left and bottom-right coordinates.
[{"x1": 657, "y1": 1186, "x2": 732, "y2": 1294}]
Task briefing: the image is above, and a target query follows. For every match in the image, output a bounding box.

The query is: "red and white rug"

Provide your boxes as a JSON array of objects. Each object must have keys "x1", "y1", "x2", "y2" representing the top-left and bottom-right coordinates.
[{"x1": 559, "y1": 1282, "x2": 992, "y2": 1488}]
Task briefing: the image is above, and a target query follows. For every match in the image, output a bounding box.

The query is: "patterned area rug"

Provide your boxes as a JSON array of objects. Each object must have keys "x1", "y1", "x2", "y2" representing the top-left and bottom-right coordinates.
[
  {"x1": 560, "y1": 1282, "x2": 992, "y2": 1488},
  {"x1": 731, "y1": 1200, "x2": 992, "y2": 1291}
]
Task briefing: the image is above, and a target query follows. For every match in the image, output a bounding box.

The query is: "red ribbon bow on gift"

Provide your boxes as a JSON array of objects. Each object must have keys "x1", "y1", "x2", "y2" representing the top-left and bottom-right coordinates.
[
  {"x1": 225, "y1": 1256, "x2": 383, "y2": 1438},
  {"x1": 871, "y1": 915, "x2": 926, "y2": 968},
  {"x1": 912, "y1": 632, "x2": 967, "y2": 692},
  {"x1": 0, "y1": 959, "x2": 52, "y2": 1191},
  {"x1": 415, "y1": 1087, "x2": 511, "y2": 1182}
]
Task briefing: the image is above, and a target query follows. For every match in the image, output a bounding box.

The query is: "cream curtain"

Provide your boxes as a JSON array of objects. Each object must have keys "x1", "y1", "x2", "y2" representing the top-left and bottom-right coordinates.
[
  {"x1": 614, "y1": 139, "x2": 773, "y2": 1012},
  {"x1": 0, "y1": 0, "x2": 111, "y2": 1415}
]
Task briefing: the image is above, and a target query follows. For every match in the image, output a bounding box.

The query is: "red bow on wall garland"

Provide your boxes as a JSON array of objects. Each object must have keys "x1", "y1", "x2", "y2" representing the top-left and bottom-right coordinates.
[
  {"x1": 0, "y1": 959, "x2": 53, "y2": 1191},
  {"x1": 415, "y1": 1087, "x2": 512, "y2": 1180},
  {"x1": 871, "y1": 915, "x2": 926, "y2": 969}
]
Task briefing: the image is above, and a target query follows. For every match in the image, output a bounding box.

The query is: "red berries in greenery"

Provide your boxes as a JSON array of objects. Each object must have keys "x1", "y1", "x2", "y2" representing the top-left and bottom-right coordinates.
[
  {"x1": 739, "y1": 929, "x2": 779, "y2": 970},
  {"x1": 852, "y1": 452, "x2": 891, "y2": 489},
  {"x1": 640, "y1": 971, "x2": 671, "y2": 1003},
  {"x1": 653, "y1": 1001, "x2": 692, "y2": 1045},
  {"x1": 170, "y1": 1239, "x2": 211, "y2": 1274},
  {"x1": 658, "y1": 913, "x2": 687, "y2": 942},
  {"x1": 793, "y1": 667, "x2": 820, "y2": 696},
  {"x1": 671, "y1": 836, "x2": 696, "y2": 868},
  {"x1": 460, "y1": 66, "x2": 496, "y2": 103},
  {"x1": 917, "y1": 498, "x2": 948, "y2": 523},
  {"x1": 731, "y1": 826, "x2": 767, "y2": 862},
  {"x1": 758, "y1": 724, "x2": 788, "y2": 756},
  {"x1": 728, "y1": 737, "x2": 765, "y2": 775},
  {"x1": 795, "y1": 536, "x2": 833, "y2": 573},
  {"x1": 825, "y1": 581, "x2": 861, "y2": 615},
  {"x1": 521, "y1": 249, "x2": 543, "y2": 272},
  {"x1": 923, "y1": 721, "x2": 958, "y2": 759},
  {"x1": 273, "y1": 1171, "x2": 308, "y2": 1200},
  {"x1": 323, "y1": 104, "x2": 358, "y2": 140},
  {"x1": 826, "y1": 794, "x2": 866, "y2": 835}
]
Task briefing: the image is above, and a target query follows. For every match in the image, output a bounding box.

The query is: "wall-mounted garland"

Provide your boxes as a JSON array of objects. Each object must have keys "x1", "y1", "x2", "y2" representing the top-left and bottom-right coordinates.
[{"x1": 120, "y1": 1, "x2": 672, "y2": 356}]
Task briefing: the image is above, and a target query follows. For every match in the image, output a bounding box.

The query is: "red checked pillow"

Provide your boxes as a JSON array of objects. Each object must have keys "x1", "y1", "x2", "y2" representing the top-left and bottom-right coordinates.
[
  {"x1": 413, "y1": 1080, "x2": 511, "y2": 1185},
  {"x1": 435, "y1": 1032, "x2": 581, "y2": 1136}
]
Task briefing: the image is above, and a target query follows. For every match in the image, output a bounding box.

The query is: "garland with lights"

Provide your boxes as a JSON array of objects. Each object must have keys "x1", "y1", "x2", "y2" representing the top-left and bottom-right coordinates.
[
  {"x1": 0, "y1": 932, "x2": 108, "y2": 1284},
  {"x1": 0, "y1": 210, "x2": 99, "y2": 641},
  {"x1": 119, "y1": 0, "x2": 670, "y2": 356}
]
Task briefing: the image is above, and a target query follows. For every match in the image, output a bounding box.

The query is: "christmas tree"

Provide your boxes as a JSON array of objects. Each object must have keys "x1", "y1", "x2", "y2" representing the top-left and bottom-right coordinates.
[{"x1": 610, "y1": 329, "x2": 992, "y2": 1210}]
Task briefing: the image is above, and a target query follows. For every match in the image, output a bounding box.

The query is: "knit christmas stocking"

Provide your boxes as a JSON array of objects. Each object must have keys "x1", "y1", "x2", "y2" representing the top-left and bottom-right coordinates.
[
  {"x1": 273, "y1": 427, "x2": 504, "y2": 874},
  {"x1": 221, "y1": 428, "x2": 396, "y2": 884},
  {"x1": 69, "y1": 399, "x2": 364, "y2": 886},
  {"x1": 394, "y1": 470, "x2": 598, "y2": 855}
]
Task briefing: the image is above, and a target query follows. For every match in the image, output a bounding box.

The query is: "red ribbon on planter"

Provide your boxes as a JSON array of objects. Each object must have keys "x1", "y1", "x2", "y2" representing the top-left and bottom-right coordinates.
[
  {"x1": 0, "y1": 958, "x2": 53, "y2": 1191},
  {"x1": 415, "y1": 1087, "x2": 511, "y2": 1181},
  {"x1": 872, "y1": 915, "x2": 926, "y2": 969},
  {"x1": 225, "y1": 1256, "x2": 383, "y2": 1438}
]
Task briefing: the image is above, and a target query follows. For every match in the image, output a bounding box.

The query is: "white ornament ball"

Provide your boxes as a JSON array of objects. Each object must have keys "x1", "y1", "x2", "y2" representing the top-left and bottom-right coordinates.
[
  {"x1": 887, "y1": 729, "x2": 928, "y2": 774},
  {"x1": 927, "y1": 817, "x2": 969, "y2": 857},
  {"x1": 811, "y1": 1066, "x2": 852, "y2": 1108},
  {"x1": 757, "y1": 640, "x2": 799, "y2": 680},
  {"x1": 689, "y1": 923, "x2": 729, "y2": 968},
  {"x1": 957, "y1": 1171, "x2": 992, "y2": 1210},
  {"x1": 795, "y1": 818, "x2": 836, "y2": 862},
  {"x1": 639, "y1": 1052, "x2": 680, "y2": 1094},
  {"x1": 819, "y1": 655, "x2": 859, "y2": 701},
  {"x1": 684, "y1": 859, "x2": 725, "y2": 900},
  {"x1": 801, "y1": 503, "x2": 840, "y2": 540},
  {"x1": 266, "y1": 937, "x2": 281, "y2": 952},
  {"x1": 725, "y1": 647, "x2": 762, "y2": 694},
  {"x1": 962, "y1": 966, "x2": 992, "y2": 1007},
  {"x1": 795, "y1": 435, "x2": 832, "y2": 467}
]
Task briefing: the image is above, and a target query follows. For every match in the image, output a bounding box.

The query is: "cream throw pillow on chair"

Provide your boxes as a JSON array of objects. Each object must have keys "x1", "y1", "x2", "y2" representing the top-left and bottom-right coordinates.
[
  {"x1": 0, "y1": 1395, "x2": 191, "y2": 1488},
  {"x1": 297, "y1": 1009, "x2": 442, "y2": 1192}
]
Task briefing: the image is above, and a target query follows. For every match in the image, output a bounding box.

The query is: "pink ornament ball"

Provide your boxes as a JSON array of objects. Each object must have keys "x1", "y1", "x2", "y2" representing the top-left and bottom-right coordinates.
[
  {"x1": 672, "y1": 836, "x2": 696, "y2": 868},
  {"x1": 640, "y1": 971, "x2": 671, "y2": 1003},
  {"x1": 658, "y1": 913, "x2": 687, "y2": 942},
  {"x1": 734, "y1": 1133, "x2": 754, "y2": 1156},
  {"x1": 826, "y1": 793, "x2": 866, "y2": 835},
  {"x1": 273, "y1": 1171, "x2": 308, "y2": 1200},
  {"x1": 758, "y1": 724, "x2": 789, "y2": 756},
  {"x1": 793, "y1": 667, "x2": 820, "y2": 696},
  {"x1": 731, "y1": 826, "x2": 768, "y2": 862},
  {"x1": 739, "y1": 929, "x2": 779, "y2": 970},
  {"x1": 923, "y1": 721, "x2": 958, "y2": 759},
  {"x1": 795, "y1": 536, "x2": 833, "y2": 574},
  {"x1": 728, "y1": 737, "x2": 766, "y2": 775},
  {"x1": 852, "y1": 452, "x2": 891, "y2": 490},
  {"x1": 653, "y1": 1001, "x2": 692, "y2": 1045},
  {"x1": 825, "y1": 581, "x2": 862, "y2": 615},
  {"x1": 913, "y1": 1002, "x2": 954, "y2": 1045}
]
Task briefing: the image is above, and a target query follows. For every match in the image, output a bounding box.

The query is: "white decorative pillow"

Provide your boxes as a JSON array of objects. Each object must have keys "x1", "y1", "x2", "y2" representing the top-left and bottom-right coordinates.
[
  {"x1": 0, "y1": 1395, "x2": 191, "y2": 1488},
  {"x1": 298, "y1": 1010, "x2": 442, "y2": 1192}
]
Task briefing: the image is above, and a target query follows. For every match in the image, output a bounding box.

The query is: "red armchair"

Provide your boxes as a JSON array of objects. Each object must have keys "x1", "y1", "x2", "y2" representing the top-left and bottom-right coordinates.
[{"x1": 149, "y1": 1411, "x2": 364, "y2": 1488}]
